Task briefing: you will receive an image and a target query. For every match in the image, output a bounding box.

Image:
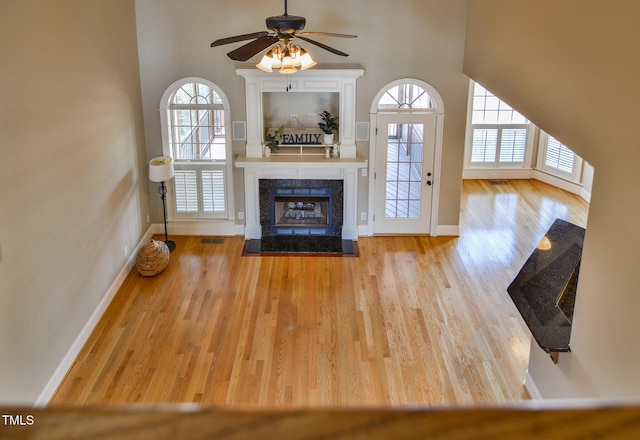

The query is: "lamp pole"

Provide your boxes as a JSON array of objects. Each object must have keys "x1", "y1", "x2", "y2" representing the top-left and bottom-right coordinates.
[{"x1": 158, "y1": 181, "x2": 176, "y2": 252}]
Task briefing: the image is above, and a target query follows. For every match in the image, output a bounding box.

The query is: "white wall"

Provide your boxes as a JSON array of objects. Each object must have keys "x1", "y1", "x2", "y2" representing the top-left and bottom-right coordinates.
[
  {"x1": 0, "y1": 0, "x2": 149, "y2": 404},
  {"x1": 134, "y1": 0, "x2": 469, "y2": 229},
  {"x1": 465, "y1": 0, "x2": 640, "y2": 399}
]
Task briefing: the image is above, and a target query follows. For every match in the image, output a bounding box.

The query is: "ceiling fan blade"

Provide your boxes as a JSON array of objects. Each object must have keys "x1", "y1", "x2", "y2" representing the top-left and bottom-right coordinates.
[
  {"x1": 296, "y1": 35, "x2": 349, "y2": 57},
  {"x1": 298, "y1": 32, "x2": 357, "y2": 38},
  {"x1": 211, "y1": 31, "x2": 270, "y2": 47},
  {"x1": 226, "y1": 35, "x2": 279, "y2": 61}
]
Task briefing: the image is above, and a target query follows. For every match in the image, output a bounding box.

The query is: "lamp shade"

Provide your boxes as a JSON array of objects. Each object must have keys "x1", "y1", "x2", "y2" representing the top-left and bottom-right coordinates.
[{"x1": 149, "y1": 156, "x2": 175, "y2": 182}]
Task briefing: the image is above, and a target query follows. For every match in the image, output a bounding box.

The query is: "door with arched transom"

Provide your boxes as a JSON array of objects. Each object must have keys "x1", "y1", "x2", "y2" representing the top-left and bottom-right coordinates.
[{"x1": 369, "y1": 80, "x2": 444, "y2": 235}]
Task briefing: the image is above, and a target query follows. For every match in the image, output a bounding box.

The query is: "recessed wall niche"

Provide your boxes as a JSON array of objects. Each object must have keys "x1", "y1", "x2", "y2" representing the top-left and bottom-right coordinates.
[
  {"x1": 263, "y1": 92, "x2": 339, "y2": 129},
  {"x1": 236, "y1": 65, "x2": 364, "y2": 158}
]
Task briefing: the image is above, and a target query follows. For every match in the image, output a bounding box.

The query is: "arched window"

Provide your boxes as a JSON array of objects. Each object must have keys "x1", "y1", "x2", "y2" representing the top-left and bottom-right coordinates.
[{"x1": 160, "y1": 78, "x2": 233, "y2": 220}]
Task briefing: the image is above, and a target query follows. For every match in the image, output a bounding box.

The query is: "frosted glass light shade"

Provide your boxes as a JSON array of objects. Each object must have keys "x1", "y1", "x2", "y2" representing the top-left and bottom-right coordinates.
[
  {"x1": 299, "y1": 50, "x2": 317, "y2": 70},
  {"x1": 149, "y1": 156, "x2": 175, "y2": 182},
  {"x1": 279, "y1": 55, "x2": 297, "y2": 74},
  {"x1": 256, "y1": 53, "x2": 274, "y2": 73}
]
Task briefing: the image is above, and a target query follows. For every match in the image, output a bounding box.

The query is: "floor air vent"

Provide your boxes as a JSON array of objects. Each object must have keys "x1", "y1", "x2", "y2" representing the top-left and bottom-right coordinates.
[
  {"x1": 201, "y1": 238, "x2": 225, "y2": 244},
  {"x1": 489, "y1": 180, "x2": 509, "y2": 185}
]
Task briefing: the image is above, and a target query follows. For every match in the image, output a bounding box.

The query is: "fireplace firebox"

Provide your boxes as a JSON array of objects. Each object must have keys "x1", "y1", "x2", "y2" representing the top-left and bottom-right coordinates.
[{"x1": 259, "y1": 179, "x2": 343, "y2": 237}]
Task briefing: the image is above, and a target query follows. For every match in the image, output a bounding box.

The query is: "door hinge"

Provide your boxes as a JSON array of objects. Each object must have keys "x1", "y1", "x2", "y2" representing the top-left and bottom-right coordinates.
[{"x1": 373, "y1": 214, "x2": 376, "y2": 222}]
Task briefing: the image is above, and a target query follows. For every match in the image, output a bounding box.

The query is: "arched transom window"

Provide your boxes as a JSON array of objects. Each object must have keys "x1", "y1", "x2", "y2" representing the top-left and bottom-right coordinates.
[{"x1": 377, "y1": 83, "x2": 434, "y2": 110}]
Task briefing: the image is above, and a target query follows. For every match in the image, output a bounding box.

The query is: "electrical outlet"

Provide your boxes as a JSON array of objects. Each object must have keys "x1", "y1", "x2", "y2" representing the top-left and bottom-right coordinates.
[
  {"x1": 290, "y1": 114, "x2": 298, "y2": 120},
  {"x1": 238, "y1": 211, "x2": 244, "y2": 220},
  {"x1": 123, "y1": 245, "x2": 129, "y2": 258},
  {"x1": 278, "y1": 114, "x2": 286, "y2": 123},
  {"x1": 360, "y1": 212, "x2": 367, "y2": 221},
  {"x1": 361, "y1": 168, "x2": 368, "y2": 177},
  {"x1": 146, "y1": 214, "x2": 150, "y2": 224},
  {"x1": 307, "y1": 113, "x2": 317, "y2": 123}
]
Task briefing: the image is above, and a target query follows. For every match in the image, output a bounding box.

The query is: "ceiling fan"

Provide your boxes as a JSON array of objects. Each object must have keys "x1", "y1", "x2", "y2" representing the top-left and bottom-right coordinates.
[{"x1": 210, "y1": 0, "x2": 356, "y2": 73}]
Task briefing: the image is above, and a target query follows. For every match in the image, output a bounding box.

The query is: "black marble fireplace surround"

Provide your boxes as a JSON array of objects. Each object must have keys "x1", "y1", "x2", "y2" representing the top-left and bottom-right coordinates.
[
  {"x1": 250, "y1": 179, "x2": 353, "y2": 255},
  {"x1": 259, "y1": 179, "x2": 344, "y2": 237}
]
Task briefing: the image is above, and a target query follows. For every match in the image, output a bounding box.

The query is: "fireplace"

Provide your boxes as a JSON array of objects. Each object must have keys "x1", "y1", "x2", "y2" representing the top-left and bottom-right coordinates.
[{"x1": 259, "y1": 179, "x2": 343, "y2": 237}]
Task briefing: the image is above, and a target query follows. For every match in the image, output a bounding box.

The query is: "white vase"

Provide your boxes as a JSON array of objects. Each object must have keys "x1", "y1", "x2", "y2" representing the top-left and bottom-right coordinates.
[
  {"x1": 264, "y1": 146, "x2": 271, "y2": 157},
  {"x1": 332, "y1": 143, "x2": 339, "y2": 158},
  {"x1": 323, "y1": 133, "x2": 334, "y2": 145}
]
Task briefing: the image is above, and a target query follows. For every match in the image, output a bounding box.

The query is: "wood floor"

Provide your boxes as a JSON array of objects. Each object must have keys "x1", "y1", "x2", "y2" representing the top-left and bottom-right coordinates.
[{"x1": 51, "y1": 179, "x2": 589, "y2": 408}]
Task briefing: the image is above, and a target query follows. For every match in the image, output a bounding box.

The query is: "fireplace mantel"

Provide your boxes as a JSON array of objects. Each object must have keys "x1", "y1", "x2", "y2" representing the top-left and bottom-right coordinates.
[
  {"x1": 236, "y1": 155, "x2": 367, "y2": 240},
  {"x1": 236, "y1": 64, "x2": 364, "y2": 159}
]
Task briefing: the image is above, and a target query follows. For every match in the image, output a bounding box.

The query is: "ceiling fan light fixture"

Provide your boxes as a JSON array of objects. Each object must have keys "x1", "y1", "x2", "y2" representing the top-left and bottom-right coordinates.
[{"x1": 212, "y1": 1, "x2": 355, "y2": 73}]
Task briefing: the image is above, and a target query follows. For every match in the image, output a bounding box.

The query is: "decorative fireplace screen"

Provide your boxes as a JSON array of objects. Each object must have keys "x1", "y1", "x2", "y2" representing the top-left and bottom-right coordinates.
[
  {"x1": 259, "y1": 179, "x2": 344, "y2": 237},
  {"x1": 274, "y1": 197, "x2": 330, "y2": 227}
]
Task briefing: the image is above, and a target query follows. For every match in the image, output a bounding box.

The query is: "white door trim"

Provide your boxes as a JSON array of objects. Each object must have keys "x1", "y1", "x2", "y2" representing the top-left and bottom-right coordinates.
[{"x1": 366, "y1": 79, "x2": 445, "y2": 236}]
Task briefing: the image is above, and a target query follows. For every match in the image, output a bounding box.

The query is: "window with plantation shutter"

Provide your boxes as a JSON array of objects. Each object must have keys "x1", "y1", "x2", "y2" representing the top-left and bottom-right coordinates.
[
  {"x1": 467, "y1": 83, "x2": 531, "y2": 168},
  {"x1": 160, "y1": 78, "x2": 233, "y2": 220},
  {"x1": 539, "y1": 133, "x2": 582, "y2": 182}
]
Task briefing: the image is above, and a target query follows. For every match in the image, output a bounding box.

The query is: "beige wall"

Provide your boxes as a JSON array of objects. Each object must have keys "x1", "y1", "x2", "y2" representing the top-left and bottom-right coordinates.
[
  {"x1": 134, "y1": 0, "x2": 469, "y2": 229},
  {"x1": 465, "y1": 0, "x2": 640, "y2": 398},
  {"x1": 0, "y1": 0, "x2": 149, "y2": 404}
]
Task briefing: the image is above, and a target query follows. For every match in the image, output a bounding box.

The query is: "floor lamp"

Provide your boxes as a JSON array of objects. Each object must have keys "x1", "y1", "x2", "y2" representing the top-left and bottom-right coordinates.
[{"x1": 149, "y1": 156, "x2": 176, "y2": 252}]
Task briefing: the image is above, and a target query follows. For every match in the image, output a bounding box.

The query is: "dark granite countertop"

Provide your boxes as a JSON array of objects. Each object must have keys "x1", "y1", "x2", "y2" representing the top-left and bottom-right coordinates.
[{"x1": 507, "y1": 219, "x2": 585, "y2": 353}]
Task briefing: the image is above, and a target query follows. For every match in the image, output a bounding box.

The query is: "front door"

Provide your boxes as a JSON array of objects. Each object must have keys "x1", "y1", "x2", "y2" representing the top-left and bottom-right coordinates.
[{"x1": 373, "y1": 113, "x2": 435, "y2": 234}]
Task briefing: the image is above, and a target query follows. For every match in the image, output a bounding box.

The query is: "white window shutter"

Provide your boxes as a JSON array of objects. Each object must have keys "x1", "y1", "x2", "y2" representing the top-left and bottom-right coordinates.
[
  {"x1": 174, "y1": 169, "x2": 199, "y2": 213},
  {"x1": 201, "y1": 169, "x2": 226, "y2": 213},
  {"x1": 471, "y1": 128, "x2": 498, "y2": 163},
  {"x1": 499, "y1": 128, "x2": 527, "y2": 163},
  {"x1": 545, "y1": 136, "x2": 575, "y2": 174}
]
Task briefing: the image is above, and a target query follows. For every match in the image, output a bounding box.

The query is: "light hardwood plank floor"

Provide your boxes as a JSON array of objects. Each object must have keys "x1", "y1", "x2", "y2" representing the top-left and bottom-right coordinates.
[{"x1": 51, "y1": 179, "x2": 589, "y2": 408}]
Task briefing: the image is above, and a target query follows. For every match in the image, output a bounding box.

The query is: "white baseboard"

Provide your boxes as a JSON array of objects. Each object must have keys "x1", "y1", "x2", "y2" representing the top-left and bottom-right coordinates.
[
  {"x1": 531, "y1": 170, "x2": 584, "y2": 197},
  {"x1": 166, "y1": 220, "x2": 239, "y2": 236},
  {"x1": 436, "y1": 224, "x2": 460, "y2": 236},
  {"x1": 356, "y1": 224, "x2": 459, "y2": 237},
  {"x1": 35, "y1": 226, "x2": 154, "y2": 407},
  {"x1": 463, "y1": 168, "x2": 591, "y2": 203},
  {"x1": 462, "y1": 168, "x2": 534, "y2": 180},
  {"x1": 524, "y1": 369, "x2": 543, "y2": 401},
  {"x1": 579, "y1": 187, "x2": 591, "y2": 203}
]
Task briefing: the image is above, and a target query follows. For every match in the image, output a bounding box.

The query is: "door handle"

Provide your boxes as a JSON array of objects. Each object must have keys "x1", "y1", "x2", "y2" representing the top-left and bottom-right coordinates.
[
  {"x1": 426, "y1": 171, "x2": 432, "y2": 186},
  {"x1": 426, "y1": 180, "x2": 432, "y2": 186}
]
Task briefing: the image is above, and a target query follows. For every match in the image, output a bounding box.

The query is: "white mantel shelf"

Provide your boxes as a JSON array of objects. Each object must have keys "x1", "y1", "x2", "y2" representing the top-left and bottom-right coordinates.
[{"x1": 235, "y1": 154, "x2": 367, "y2": 169}]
